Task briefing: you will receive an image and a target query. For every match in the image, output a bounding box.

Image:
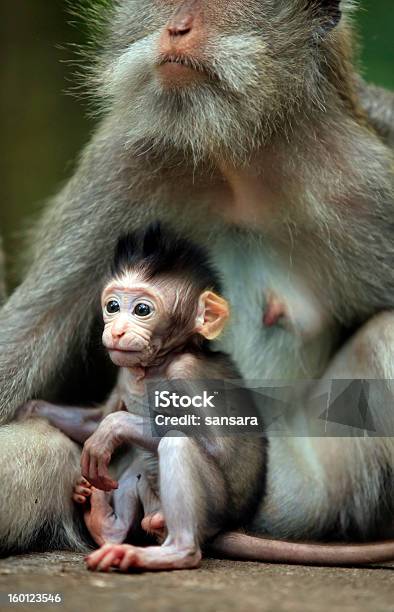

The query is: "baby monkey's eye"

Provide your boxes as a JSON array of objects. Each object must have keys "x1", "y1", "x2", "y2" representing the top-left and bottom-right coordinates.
[
  {"x1": 106, "y1": 300, "x2": 120, "y2": 314},
  {"x1": 134, "y1": 303, "x2": 152, "y2": 317}
]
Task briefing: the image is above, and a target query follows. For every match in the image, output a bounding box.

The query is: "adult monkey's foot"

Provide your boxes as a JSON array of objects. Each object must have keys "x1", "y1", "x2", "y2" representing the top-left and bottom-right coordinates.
[
  {"x1": 141, "y1": 512, "x2": 166, "y2": 542},
  {"x1": 86, "y1": 542, "x2": 202, "y2": 572}
]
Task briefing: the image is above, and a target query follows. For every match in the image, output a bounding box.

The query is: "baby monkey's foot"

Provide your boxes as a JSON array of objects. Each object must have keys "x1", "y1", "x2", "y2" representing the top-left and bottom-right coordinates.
[
  {"x1": 73, "y1": 477, "x2": 93, "y2": 505},
  {"x1": 83, "y1": 488, "x2": 128, "y2": 547},
  {"x1": 86, "y1": 542, "x2": 202, "y2": 572}
]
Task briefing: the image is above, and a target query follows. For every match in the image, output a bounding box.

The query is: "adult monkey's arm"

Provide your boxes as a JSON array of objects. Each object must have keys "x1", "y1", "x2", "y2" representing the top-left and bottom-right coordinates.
[
  {"x1": 0, "y1": 120, "x2": 148, "y2": 424},
  {"x1": 358, "y1": 77, "x2": 394, "y2": 148}
]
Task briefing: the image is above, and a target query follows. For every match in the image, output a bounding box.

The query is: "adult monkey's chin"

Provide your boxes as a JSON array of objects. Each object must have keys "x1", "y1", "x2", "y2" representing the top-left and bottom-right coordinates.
[
  {"x1": 157, "y1": 59, "x2": 207, "y2": 89},
  {"x1": 98, "y1": 32, "x2": 274, "y2": 164}
]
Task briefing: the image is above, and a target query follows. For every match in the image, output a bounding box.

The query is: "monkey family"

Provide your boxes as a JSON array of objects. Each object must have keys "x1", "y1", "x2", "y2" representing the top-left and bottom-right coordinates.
[
  {"x1": 20, "y1": 225, "x2": 394, "y2": 569},
  {"x1": 1, "y1": 0, "x2": 394, "y2": 567}
]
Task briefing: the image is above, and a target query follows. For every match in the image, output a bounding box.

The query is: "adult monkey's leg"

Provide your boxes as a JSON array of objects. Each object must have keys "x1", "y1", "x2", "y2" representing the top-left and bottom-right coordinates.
[
  {"x1": 313, "y1": 312, "x2": 394, "y2": 538},
  {"x1": 204, "y1": 313, "x2": 394, "y2": 566},
  {"x1": 262, "y1": 312, "x2": 394, "y2": 543},
  {"x1": 0, "y1": 230, "x2": 91, "y2": 554},
  {"x1": 0, "y1": 419, "x2": 87, "y2": 554}
]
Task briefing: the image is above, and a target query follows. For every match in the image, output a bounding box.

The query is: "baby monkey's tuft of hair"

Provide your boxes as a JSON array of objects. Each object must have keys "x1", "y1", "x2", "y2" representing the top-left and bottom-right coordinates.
[{"x1": 112, "y1": 223, "x2": 223, "y2": 294}]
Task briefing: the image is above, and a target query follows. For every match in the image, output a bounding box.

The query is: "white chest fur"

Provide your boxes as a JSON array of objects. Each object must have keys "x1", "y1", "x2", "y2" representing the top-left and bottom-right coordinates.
[{"x1": 209, "y1": 231, "x2": 334, "y2": 382}]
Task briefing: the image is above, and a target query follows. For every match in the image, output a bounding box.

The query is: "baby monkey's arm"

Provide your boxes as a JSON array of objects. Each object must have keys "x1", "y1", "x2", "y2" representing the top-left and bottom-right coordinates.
[{"x1": 81, "y1": 411, "x2": 158, "y2": 491}]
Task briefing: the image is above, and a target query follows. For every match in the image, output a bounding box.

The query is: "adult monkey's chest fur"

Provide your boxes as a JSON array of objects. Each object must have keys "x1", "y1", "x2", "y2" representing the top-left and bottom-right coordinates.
[{"x1": 207, "y1": 231, "x2": 335, "y2": 383}]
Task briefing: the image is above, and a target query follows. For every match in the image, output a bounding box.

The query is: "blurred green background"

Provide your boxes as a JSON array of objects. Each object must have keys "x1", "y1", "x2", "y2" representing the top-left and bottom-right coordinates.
[{"x1": 0, "y1": 0, "x2": 393, "y2": 286}]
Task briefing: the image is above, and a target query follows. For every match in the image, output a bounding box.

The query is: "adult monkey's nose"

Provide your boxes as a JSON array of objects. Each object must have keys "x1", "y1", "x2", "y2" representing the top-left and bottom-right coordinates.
[{"x1": 166, "y1": 0, "x2": 199, "y2": 38}]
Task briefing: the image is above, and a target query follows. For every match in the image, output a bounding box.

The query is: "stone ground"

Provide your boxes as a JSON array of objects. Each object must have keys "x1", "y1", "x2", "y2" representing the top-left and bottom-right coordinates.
[{"x1": 0, "y1": 553, "x2": 393, "y2": 612}]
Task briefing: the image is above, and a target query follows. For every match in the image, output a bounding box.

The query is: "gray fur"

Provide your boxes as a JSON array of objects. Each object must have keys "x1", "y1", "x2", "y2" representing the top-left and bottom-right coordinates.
[{"x1": 358, "y1": 78, "x2": 394, "y2": 148}]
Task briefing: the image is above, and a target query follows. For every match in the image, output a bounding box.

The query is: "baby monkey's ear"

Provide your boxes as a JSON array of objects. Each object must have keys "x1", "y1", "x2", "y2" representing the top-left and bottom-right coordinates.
[{"x1": 195, "y1": 291, "x2": 230, "y2": 340}]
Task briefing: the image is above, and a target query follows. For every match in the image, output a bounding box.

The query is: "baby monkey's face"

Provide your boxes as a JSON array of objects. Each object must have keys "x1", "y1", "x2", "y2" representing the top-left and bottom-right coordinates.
[
  {"x1": 101, "y1": 269, "x2": 230, "y2": 369},
  {"x1": 101, "y1": 272, "x2": 174, "y2": 368}
]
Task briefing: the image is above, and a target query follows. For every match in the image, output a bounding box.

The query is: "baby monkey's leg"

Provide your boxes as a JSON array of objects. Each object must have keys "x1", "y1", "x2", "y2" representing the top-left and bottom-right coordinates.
[
  {"x1": 137, "y1": 465, "x2": 165, "y2": 542},
  {"x1": 82, "y1": 462, "x2": 145, "y2": 547},
  {"x1": 155, "y1": 436, "x2": 227, "y2": 565},
  {"x1": 87, "y1": 436, "x2": 227, "y2": 571}
]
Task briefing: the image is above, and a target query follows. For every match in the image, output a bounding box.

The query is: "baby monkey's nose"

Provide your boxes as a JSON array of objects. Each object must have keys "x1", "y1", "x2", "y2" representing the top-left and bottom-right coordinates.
[{"x1": 112, "y1": 327, "x2": 127, "y2": 340}]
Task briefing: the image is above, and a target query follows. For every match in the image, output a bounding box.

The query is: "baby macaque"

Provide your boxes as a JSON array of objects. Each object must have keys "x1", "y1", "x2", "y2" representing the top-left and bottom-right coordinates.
[
  {"x1": 22, "y1": 224, "x2": 266, "y2": 570},
  {"x1": 81, "y1": 224, "x2": 266, "y2": 570}
]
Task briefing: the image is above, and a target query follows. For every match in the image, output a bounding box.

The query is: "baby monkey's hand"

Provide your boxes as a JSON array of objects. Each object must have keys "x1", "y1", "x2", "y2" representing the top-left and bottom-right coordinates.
[{"x1": 81, "y1": 413, "x2": 126, "y2": 491}]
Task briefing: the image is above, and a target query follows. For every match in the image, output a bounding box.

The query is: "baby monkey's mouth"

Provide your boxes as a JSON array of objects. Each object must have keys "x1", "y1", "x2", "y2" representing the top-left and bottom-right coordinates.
[{"x1": 108, "y1": 348, "x2": 146, "y2": 368}]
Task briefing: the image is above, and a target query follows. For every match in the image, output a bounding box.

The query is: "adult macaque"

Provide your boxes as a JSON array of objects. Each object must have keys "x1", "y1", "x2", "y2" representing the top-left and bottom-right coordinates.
[{"x1": 0, "y1": 0, "x2": 393, "y2": 561}]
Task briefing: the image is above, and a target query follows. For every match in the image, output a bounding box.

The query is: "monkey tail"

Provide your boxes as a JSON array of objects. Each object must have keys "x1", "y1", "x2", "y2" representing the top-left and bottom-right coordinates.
[{"x1": 209, "y1": 532, "x2": 394, "y2": 567}]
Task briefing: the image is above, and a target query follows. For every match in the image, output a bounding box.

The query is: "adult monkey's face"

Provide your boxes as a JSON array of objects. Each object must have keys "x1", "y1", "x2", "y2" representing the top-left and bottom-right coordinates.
[{"x1": 95, "y1": 0, "x2": 344, "y2": 161}]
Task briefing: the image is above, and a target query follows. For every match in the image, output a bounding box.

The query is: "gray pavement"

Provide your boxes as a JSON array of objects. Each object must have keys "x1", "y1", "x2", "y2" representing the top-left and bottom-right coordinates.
[{"x1": 0, "y1": 552, "x2": 393, "y2": 612}]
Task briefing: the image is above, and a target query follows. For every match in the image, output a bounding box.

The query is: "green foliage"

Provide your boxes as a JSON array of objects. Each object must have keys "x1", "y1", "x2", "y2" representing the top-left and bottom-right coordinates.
[{"x1": 357, "y1": 0, "x2": 394, "y2": 88}]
